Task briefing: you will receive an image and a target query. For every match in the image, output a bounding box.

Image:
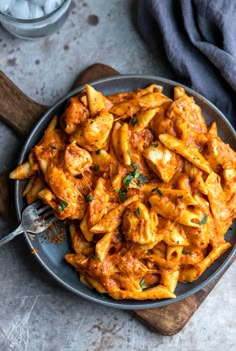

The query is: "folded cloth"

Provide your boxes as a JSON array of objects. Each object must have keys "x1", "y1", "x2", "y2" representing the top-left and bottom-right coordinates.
[{"x1": 137, "y1": 0, "x2": 236, "y2": 128}]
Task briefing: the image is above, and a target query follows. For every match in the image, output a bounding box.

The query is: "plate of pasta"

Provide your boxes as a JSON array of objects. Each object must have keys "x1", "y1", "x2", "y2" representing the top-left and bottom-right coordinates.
[{"x1": 11, "y1": 75, "x2": 236, "y2": 309}]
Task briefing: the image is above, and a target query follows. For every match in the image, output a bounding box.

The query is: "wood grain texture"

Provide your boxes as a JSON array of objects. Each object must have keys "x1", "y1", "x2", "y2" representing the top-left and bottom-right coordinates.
[
  {"x1": 0, "y1": 64, "x2": 234, "y2": 336},
  {"x1": 0, "y1": 71, "x2": 47, "y2": 137}
]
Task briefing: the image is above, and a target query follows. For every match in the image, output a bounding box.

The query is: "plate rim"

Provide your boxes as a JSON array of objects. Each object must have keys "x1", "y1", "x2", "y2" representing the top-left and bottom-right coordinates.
[{"x1": 14, "y1": 74, "x2": 236, "y2": 310}]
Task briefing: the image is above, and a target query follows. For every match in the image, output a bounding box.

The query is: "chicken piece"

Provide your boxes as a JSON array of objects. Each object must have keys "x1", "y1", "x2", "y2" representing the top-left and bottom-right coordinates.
[
  {"x1": 143, "y1": 141, "x2": 181, "y2": 182},
  {"x1": 45, "y1": 164, "x2": 86, "y2": 220},
  {"x1": 87, "y1": 178, "x2": 109, "y2": 227},
  {"x1": 33, "y1": 129, "x2": 67, "y2": 175},
  {"x1": 204, "y1": 135, "x2": 236, "y2": 172},
  {"x1": 130, "y1": 127, "x2": 154, "y2": 153},
  {"x1": 149, "y1": 107, "x2": 176, "y2": 138},
  {"x1": 167, "y1": 90, "x2": 207, "y2": 138},
  {"x1": 60, "y1": 97, "x2": 89, "y2": 134},
  {"x1": 64, "y1": 141, "x2": 92, "y2": 176},
  {"x1": 70, "y1": 109, "x2": 114, "y2": 151},
  {"x1": 122, "y1": 201, "x2": 159, "y2": 244}
]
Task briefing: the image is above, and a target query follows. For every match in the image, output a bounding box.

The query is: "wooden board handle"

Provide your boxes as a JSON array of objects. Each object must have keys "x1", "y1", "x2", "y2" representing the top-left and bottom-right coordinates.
[
  {"x1": 0, "y1": 64, "x2": 119, "y2": 137},
  {"x1": 0, "y1": 71, "x2": 47, "y2": 137}
]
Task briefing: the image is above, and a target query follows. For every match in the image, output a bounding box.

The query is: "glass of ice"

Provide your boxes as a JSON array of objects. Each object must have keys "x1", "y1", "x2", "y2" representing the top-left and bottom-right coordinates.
[{"x1": 0, "y1": 0, "x2": 72, "y2": 40}]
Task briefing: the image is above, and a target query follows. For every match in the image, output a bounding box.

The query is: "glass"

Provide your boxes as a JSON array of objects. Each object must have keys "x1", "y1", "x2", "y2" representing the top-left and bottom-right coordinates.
[{"x1": 0, "y1": 0, "x2": 72, "y2": 40}]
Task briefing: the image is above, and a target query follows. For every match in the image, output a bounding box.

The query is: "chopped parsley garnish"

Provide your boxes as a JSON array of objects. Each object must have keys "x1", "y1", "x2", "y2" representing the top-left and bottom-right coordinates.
[
  {"x1": 137, "y1": 174, "x2": 148, "y2": 186},
  {"x1": 123, "y1": 163, "x2": 148, "y2": 188},
  {"x1": 131, "y1": 117, "x2": 138, "y2": 125},
  {"x1": 151, "y1": 187, "x2": 163, "y2": 196},
  {"x1": 114, "y1": 189, "x2": 119, "y2": 193},
  {"x1": 86, "y1": 194, "x2": 93, "y2": 202},
  {"x1": 58, "y1": 200, "x2": 68, "y2": 212},
  {"x1": 140, "y1": 278, "x2": 147, "y2": 290},
  {"x1": 177, "y1": 195, "x2": 183, "y2": 199},
  {"x1": 123, "y1": 173, "x2": 134, "y2": 187},
  {"x1": 93, "y1": 252, "x2": 102, "y2": 262},
  {"x1": 198, "y1": 214, "x2": 208, "y2": 225},
  {"x1": 50, "y1": 145, "x2": 57, "y2": 150},
  {"x1": 135, "y1": 208, "x2": 140, "y2": 217},
  {"x1": 152, "y1": 143, "x2": 159, "y2": 147},
  {"x1": 93, "y1": 165, "x2": 100, "y2": 171},
  {"x1": 96, "y1": 149, "x2": 101, "y2": 154},
  {"x1": 118, "y1": 188, "x2": 128, "y2": 203},
  {"x1": 182, "y1": 250, "x2": 192, "y2": 255},
  {"x1": 127, "y1": 150, "x2": 131, "y2": 157}
]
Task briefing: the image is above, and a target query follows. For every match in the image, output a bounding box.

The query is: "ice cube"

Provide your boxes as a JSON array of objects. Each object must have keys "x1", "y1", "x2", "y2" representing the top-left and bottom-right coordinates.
[
  {"x1": 32, "y1": 0, "x2": 46, "y2": 6},
  {"x1": 10, "y1": 0, "x2": 31, "y2": 19},
  {"x1": 44, "y1": 0, "x2": 63, "y2": 14},
  {"x1": 0, "y1": 0, "x2": 14, "y2": 13},
  {"x1": 29, "y1": 3, "x2": 44, "y2": 19}
]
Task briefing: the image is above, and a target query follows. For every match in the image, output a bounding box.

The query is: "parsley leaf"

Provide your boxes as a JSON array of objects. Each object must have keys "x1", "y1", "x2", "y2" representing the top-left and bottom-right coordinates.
[
  {"x1": 118, "y1": 188, "x2": 128, "y2": 203},
  {"x1": 96, "y1": 149, "x2": 101, "y2": 155},
  {"x1": 135, "y1": 208, "x2": 140, "y2": 217},
  {"x1": 182, "y1": 250, "x2": 192, "y2": 255},
  {"x1": 58, "y1": 200, "x2": 68, "y2": 212},
  {"x1": 137, "y1": 174, "x2": 148, "y2": 186},
  {"x1": 151, "y1": 187, "x2": 162, "y2": 196},
  {"x1": 140, "y1": 278, "x2": 147, "y2": 290},
  {"x1": 198, "y1": 214, "x2": 208, "y2": 225},
  {"x1": 93, "y1": 252, "x2": 102, "y2": 262},
  {"x1": 86, "y1": 194, "x2": 93, "y2": 202},
  {"x1": 123, "y1": 163, "x2": 148, "y2": 188},
  {"x1": 131, "y1": 117, "x2": 138, "y2": 125},
  {"x1": 131, "y1": 162, "x2": 138, "y2": 170},
  {"x1": 50, "y1": 145, "x2": 57, "y2": 150},
  {"x1": 123, "y1": 174, "x2": 134, "y2": 187},
  {"x1": 93, "y1": 165, "x2": 100, "y2": 171}
]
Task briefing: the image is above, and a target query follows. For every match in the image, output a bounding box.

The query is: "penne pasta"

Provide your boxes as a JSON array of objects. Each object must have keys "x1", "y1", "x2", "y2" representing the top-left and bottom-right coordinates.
[{"x1": 11, "y1": 84, "x2": 235, "y2": 301}]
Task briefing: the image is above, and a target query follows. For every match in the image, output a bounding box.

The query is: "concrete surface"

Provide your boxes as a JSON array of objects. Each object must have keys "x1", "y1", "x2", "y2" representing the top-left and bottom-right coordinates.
[{"x1": 0, "y1": 1, "x2": 235, "y2": 350}]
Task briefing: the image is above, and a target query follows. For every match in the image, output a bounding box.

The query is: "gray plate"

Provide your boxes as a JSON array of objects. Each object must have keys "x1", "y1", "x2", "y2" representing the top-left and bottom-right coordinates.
[{"x1": 15, "y1": 75, "x2": 236, "y2": 310}]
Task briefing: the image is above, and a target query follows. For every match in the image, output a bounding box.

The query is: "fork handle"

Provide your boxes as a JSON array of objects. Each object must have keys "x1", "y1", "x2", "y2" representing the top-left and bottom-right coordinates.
[{"x1": 0, "y1": 224, "x2": 24, "y2": 247}]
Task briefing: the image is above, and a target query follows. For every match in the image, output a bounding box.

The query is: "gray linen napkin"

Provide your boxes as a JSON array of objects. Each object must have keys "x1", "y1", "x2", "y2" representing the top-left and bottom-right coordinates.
[{"x1": 137, "y1": 0, "x2": 236, "y2": 128}]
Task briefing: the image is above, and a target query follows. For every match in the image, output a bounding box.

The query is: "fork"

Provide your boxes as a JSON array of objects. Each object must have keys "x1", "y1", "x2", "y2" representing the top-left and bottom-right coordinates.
[{"x1": 0, "y1": 200, "x2": 57, "y2": 247}]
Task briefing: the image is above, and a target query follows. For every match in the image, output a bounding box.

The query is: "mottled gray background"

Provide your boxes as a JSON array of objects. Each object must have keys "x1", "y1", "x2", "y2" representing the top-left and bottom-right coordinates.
[{"x1": 0, "y1": 1, "x2": 235, "y2": 350}]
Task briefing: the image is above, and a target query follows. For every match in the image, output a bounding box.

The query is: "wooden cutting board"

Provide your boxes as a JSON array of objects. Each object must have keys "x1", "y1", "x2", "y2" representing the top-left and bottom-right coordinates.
[{"x1": 0, "y1": 64, "x2": 234, "y2": 336}]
